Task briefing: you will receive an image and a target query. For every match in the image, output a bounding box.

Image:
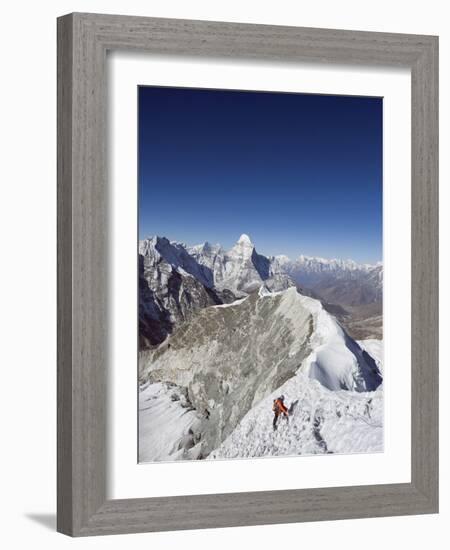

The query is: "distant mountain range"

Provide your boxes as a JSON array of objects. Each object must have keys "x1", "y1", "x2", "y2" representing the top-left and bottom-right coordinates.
[
  {"x1": 138, "y1": 234, "x2": 382, "y2": 348},
  {"x1": 275, "y1": 254, "x2": 382, "y2": 306}
]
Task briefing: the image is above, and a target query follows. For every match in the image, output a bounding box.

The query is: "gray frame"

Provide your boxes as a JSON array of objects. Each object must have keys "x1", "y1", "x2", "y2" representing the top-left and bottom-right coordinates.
[{"x1": 57, "y1": 12, "x2": 438, "y2": 537}]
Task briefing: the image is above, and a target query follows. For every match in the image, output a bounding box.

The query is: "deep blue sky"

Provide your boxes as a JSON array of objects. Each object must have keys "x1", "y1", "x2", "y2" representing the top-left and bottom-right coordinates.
[{"x1": 139, "y1": 86, "x2": 382, "y2": 263}]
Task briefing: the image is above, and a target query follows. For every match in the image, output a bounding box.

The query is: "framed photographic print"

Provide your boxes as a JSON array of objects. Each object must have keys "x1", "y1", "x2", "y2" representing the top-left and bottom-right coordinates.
[{"x1": 57, "y1": 13, "x2": 438, "y2": 536}]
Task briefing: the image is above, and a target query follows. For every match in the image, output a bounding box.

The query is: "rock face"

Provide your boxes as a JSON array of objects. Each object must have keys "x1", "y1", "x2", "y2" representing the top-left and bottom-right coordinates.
[
  {"x1": 139, "y1": 237, "x2": 223, "y2": 347},
  {"x1": 139, "y1": 287, "x2": 382, "y2": 458}
]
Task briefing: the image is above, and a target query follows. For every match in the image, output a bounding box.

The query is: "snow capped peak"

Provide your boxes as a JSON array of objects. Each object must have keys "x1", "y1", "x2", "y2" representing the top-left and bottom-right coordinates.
[
  {"x1": 195, "y1": 241, "x2": 221, "y2": 254},
  {"x1": 228, "y1": 234, "x2": 255, "y2": 261},
  {"x1": 237, "y1": 233, "x2": 253, "y2": 246},
  {"x1": 139, "y1": 235, "x2": 172, "y2": 255},
  {"x1": 274, "y1": 254, "x2": 291, "y2": 266}
]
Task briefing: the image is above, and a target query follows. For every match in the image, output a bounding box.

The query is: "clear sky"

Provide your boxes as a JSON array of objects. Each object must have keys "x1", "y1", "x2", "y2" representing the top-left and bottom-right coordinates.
[{"x1": 139, "y1": 86, "x2": 382, "y2": 263}]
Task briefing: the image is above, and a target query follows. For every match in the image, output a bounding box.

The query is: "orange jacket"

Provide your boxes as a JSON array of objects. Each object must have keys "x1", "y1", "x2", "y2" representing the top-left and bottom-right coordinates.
[{"x1": 273, "y1": 398, "x2": 288, "y2": 415}]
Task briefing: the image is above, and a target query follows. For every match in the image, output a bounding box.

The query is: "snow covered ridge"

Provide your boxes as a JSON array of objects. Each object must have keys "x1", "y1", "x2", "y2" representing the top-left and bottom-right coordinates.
[
  {"x1": 139, "y1": 235, "x2": 215, "y2": 288},
  {"x1": 139, "y1": 286, "x2": 382, "y2": 461},
  {"x1": 210, "y1": 373, "x2": 383, "y2": 459}
]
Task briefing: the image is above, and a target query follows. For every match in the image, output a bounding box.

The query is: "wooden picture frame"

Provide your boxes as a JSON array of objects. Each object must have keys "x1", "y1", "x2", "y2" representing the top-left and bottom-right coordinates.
[{"x1": 57, "y1": 12, "x2": 438, "y2": 536}]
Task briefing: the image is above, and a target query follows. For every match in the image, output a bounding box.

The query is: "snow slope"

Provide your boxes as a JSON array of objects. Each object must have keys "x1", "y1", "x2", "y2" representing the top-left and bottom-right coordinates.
[
  {"x1": 139, "y1": 381, "x2": 206, "y2": 461},
  {"x1": 282, "y1": 290, "x2": 381, "y2": 392},
  {"x1": 210, "y1": 372, "x2": 383, "y2": 459}
]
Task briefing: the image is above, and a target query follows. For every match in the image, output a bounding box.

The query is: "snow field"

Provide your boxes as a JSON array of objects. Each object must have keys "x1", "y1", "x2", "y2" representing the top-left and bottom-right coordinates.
[{"x1": 210, "y1": 372, "x2": 383, "y2": 459}]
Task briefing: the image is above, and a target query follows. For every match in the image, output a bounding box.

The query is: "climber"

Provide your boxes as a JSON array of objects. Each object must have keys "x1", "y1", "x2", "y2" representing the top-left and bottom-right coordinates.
[{"x1": 272, "y1": 395, "x2": 289, "y2": 430}]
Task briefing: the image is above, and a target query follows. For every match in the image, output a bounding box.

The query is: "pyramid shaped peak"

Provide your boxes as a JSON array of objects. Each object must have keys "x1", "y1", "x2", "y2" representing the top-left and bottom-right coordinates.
[
  {"x1": 228, "y1": 233, "x2": 256, "y2": 259},
  {"x1": 237, "y1": 233, "x2": 253, "y2": 245}
]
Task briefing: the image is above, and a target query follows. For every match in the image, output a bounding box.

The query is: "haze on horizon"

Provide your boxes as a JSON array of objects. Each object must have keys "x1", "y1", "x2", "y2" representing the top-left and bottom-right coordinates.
[{"x1": 139, "y1": 86, "x2": 383, "y2": 264}]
